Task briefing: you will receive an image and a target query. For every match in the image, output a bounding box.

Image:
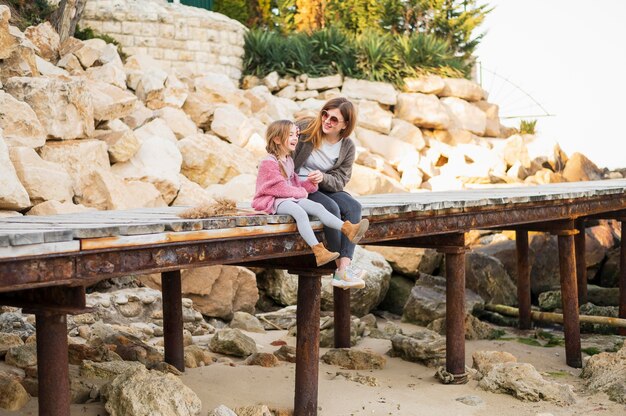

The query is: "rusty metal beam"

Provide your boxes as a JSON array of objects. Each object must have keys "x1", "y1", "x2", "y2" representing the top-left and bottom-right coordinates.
[
  {"x1": 294, "y1": 269, "x2": 324, "y2": 416},
  {"x1": 0, "y1": 256, "x2": 74, "y2": 294},
  {"x1": 333, "y1": 288, "x2": 350, "y2": 349},
  {"x1": 558, "y1": 234, "x2": 582, "y2": 368},
  {"x1": 575, "y1": 220, "x2": 588, "y2": 304},
  {"x1": 364, "y1": 233, "x2": 467, "y2": 252},
  {"x1": 620, "y1": 221, "x2": 626, "y2": 337},
  {"x1": 444, "y1": 243, "x2": 467, "y2": 384},
  {"x1": 516, "y1": 230, "x2": 532, "y2": 330},
  {"x1": 162, "y1": 270, "x2": 185, "y2": 372},
  {"x1": 36, "y1": 312, "x2": 70, "y2": 416},
  {"x1": 0, "y1": 286, "x2": 89, "y2": 315}
]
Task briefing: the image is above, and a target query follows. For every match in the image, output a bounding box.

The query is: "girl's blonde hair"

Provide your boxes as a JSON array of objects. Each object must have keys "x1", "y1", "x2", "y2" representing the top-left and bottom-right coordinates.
[
  {"x1": 265, "y1": 119, "x2": 294, "y2": 157},
  {"x1": 300, "y1": 97, "x2": 357, "y2": 149}
]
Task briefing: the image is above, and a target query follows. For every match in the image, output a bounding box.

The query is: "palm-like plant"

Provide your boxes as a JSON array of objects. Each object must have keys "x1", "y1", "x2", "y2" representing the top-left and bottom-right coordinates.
[
  {"x1": 395, "y1": 32, "x2": 469, "y2": 78},
  {"x1": 354, "y1": 30, "x2": 401, "y2": 84}
]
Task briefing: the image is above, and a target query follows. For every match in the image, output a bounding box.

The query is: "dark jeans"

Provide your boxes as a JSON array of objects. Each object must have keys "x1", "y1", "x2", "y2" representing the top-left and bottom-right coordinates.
[{"x1": 308, "y1": 190, "x2": 362, "y2": 259}]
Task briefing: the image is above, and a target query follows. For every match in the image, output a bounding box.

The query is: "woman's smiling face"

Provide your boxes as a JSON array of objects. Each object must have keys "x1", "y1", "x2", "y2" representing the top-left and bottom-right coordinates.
[{"x1": 321, "y1": 108, "x2": 345, "y2": 136}]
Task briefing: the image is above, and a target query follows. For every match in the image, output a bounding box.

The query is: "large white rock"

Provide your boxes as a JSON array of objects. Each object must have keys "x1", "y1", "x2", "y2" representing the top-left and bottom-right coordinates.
[
  {"x1": 474, "y1": 101, "x2": 501, "y2": 137},
  {"x1": 78, "y1": 169, "x2": 166, "y2": 210},
  {"x1": 205, "y1": 174, "x2": 256, "y2": 203},
  {"x1": 4, "y1": 76, "x2": 94, "y2": 140},
  {"x1": 99, "y1": 129, "x2": 141, "y2": 163},
  {"x1": 345, "y1": 164, "x2": 406, "y2": 195},
  {"x1": 0, "y1": 91, "x2": 45, "y2": 148},
  {"x1": 86, "y1": 62, "x2": 127, "y2": 90},
  {"x1": 440, "y1": 96, "x2": 487, "y2": 136},
  {"x1": 355, "y1": 127, "x2": 420, "y2": 169},
  {"x1": 39, "y1": 139, "x2": 110, "y2": 198},
  {"x1": 88, "y1": 81, "x2": 138, "y2": 121},
  {"x1": 24, "y1": 22, "x2": 60, "y2": 62},
  {"x1": 439, "y1": 78, "x2": 486, "y2": 102},
  {"x1": 134, "y1": 118, "x2": 177, "y2": 144},
  {"x1": 27, "y1": 200, "x2": 96, "y2": 216},
  {"x1": 0, "y1": 18, "x2": 39, "y2": 82},
  {"x1": 0, "y1": 136, "x2": 30, "y2": 210},
  {"x1": 0, "y1": 6, "x2": 19, "y2": 60},
  {"x1": 151, "y1": 74, "x2": 189, "y2": 109},
  {"x1": 34, "y1": 56, "x2": 69, "y2": 77},
  {"x1": 111, "y1": 136, "x2": 183, "y2": 204},
  {"x1": 124, "y1": 54, "x2": 166, "y2": 90},
  {"x1": 122, "y1": 100, "x2": 154, "y2": 129},
  {"x1": 177, "y1": 133, "x2": 257, "y2": 187},
  {"x1": 307, "y1": 74, "x2": 343, "y2": 91},
  {"x1": 171, "y1": 175, "x2": 215, "y2": 207},
  {"x1": 389, "y1": 119, "x2": 426, "y2": 150},
  {"x1": 395, "y1": 93, "x2": 450, "y2": 130},
  {"x1": 403, "y1": 75, "x2": 445, "y2": 95},
  {"x1": 74, "y1": 38, "x2": 107, "y2": 69},
  {"x1": 155, "y1": 107, "x2": 197, "y2": 140},
  {"x1": 9, "y1": 146, "x2": 73, "y2": 204},
  {"x1": 342, "y1": 78, "x2": 397, "y2": 105},
  {"x1": 357, "y1": 100, "x2": 393, "y2": 134},
  {"x1": 210, "y1": 104, "x2": 250, "y2": 146}
]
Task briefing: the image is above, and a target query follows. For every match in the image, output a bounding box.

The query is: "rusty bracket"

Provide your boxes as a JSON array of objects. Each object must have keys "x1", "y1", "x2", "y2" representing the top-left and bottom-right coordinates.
[
  {"x1": 365, "y1": 232, "x2": 467, "y2": 254},
  {"x1": 0, "y1": 286, "x2": 91, "y2": 316}
]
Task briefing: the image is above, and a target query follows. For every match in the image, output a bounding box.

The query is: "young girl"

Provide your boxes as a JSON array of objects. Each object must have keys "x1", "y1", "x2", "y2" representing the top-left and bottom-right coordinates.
[{"x1": 252, "y1": 120, "x2": 369, "y2": 268}]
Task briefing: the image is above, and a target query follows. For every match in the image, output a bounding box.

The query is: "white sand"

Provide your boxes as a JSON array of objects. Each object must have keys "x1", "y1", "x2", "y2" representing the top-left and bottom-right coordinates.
[{"x1": 3, "y1": 324, "x2": 624, "y2": 416}]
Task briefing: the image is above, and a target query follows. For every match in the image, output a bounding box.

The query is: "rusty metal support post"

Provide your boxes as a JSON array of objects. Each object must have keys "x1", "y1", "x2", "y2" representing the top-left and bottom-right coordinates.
[
  {"x1": 444, "y1": 246, "x2": 467, "y2": 382},
  {"x1": 575, "y1": 220, "x2": 588, "y2": 304},
  {"x1": 294, "y1": 270, "x2": 323, "y2": 416},
  {"x1": 162, "y1": 270, "x2": 184, "y2": 372},
  {"x1": 557, "y1": 233, "x2": 582, "y2": 368},
  {"x1": 333, "y1": 287, "x2": 350, "y2": 348},
  {"x1": 619, "y1": 221, "x2": 626, "y2": 336},
  {"x1": 515, "y1": 230, "x2": 532, "y2": 330},
  {"x1": 36, "y1": 313, "x2": 70, "y2": 416}
]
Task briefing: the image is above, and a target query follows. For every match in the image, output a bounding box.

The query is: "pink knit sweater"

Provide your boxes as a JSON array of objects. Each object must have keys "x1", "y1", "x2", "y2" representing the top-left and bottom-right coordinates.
[{"x1": 252, "y1": 155, "x2": 318, "y2": 214}]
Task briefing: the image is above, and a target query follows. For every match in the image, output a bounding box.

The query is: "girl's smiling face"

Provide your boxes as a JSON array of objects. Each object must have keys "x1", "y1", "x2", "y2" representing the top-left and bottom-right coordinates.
[{"x1": 285, "y1": 124, "x2": 299, "y2": 152}]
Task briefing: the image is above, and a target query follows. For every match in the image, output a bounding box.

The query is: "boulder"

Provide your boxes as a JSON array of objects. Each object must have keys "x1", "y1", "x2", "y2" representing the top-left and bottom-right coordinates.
[
  {"x1": 307, "y1": 74, "x2": 343, "y2": 90},
  {"x1": 464, "y1": 252, "x2": 517, "y2": 306},
  {"x1": 209, "y1": 328, "x2": 257, "y2": 357},
  {"x1": 88, "y1": 81, "x2": 137, "y2": 121},
  {"x1": 0, "y1": 137, "x2": 30, "y2": 210},
  {"x1": 376, "y1": 274, "x2": 414, "y2": 316},
  {"x1": 389, "y1": 119, "x2": 426, "y2": 151},
  {"x1": 389, "y1": 328, "x2": 446, "y2": 367},
  {"x1": 320, "y1": 349, "x2": 386, "y2": 370},
  {"x1": 155, "y1": 107, "x2": 197, "y2": 140},
  {"x1": 111, "y1": 136, "x2": 183, "y2": 204},
  {"x1": 357, "y1": 100, "x2": 393, "y2": 134},
  {"x1": 229, "y1": 311, "x2": 265, "y2": 334},
  {"x1": 439, "y1": 78, "x2": 486, "y2": 102},
  {"x1": 172, "y1": 175, "x2": 215, "y2": 206},
  {"x1": 147, "y1": 74, "x2": 190, "y2": 110},
  {"x1": 0, "y1": 6, "x2": 19, "y2": 60},
  {"x1": 581, "y1": 343, "x2": 626, "y2": 403},
  {"x1": 0, "y1": 22, "x2": 39, "y2": 82},
  {"x1": 103, "y1": 366, "x2": 201, "y2": 416},
  {"x1": 39, "y1": 139, "x2": 110, "y2": 198},
  {"x1": 74, "y1": 38, "x2": 107, "y2": 69},
  {"x1": 403, "y1": 75, "x2": 445, "y2": 95},
  {"x1": 479, "y1": 362, "x2": 576, "y2": 405},
  {"x1": 0, "y1": 332, "x2": 23, "y2": 357},
  {"x1": 184, "y1": 345, "x2": 216, "y2": 368},
  {"x1": 440, "y1": 97, "x2": 487, "y2": 136},
  {"x1": 8, "y1": 146, "x2": 73, "y2": 204},
  {"x1": 395, "y1": 93, "x2": 450, "y2": 130},
  {"x1": 86, "y1": 62, "x2": 127, "y2": 90},
  {"x1": 27, "y1": 200, "x2": 96, "y2": 216},
  {"x1": 402, "y1": 274, "x2": 484, "y2": 325},
  {"x1": 134, "y1": 118, "x2": 177, "y2": 144},
  {"x1": 355, "y1": 127, "x2": 420, "y2": 169},
  {"x1": 342, "y1": 78, "x2": 397, "y2": 105},
  {"x1": 474, "y1": 101, "x2": 501, "y2": 137},
  {"x1": 345, "y1": 164, "x2": 406, "y2": 195},
  {"x1": 34, "y1": 55, "x2": 68, "y2": 77},
  {"x1": 211, "y1": 104, "x2": 250, "y2": 146},
  {"x1": 24, "y1": 22, "x2": 59, "y2": 65},
  {"x1": 562, "y1": 152, "x2": 603, "y2": 182},
  {"x1": 99, "y1": 129, "x2": 141, "y2": 163},
  {"x1": 4, "y1": 76, "x2": 94, "y2": 140},
  {"x1": 0, "y1": 90, "x2": 45, "y2": 148},
  {"x1": 472, "y1": 350, "x2": 517, "y2": 379},
  {"x1": 364, "y1": 246, "x2": 442, "y2": 277},
  {"x1": 141, "y1": 265, "x2": 258, "y2": 320},
  {"x1": 178, "y1": 133, "x2": 257, "y2": 188},
  {"x1": 0, "y1": 373, "x2": 29, "y2": 411},
  {"x1": 529, "y1": 234, "x2": 561, "y2": 295}
]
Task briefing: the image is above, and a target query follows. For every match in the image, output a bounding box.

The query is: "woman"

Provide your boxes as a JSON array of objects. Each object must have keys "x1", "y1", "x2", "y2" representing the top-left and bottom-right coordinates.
[{"x1": 294, "y1": 97, "x2": 366, "y2": 289}]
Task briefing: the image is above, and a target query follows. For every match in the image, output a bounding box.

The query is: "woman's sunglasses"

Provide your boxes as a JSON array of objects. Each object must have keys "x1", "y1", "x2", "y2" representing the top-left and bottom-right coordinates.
[{"x1": 321, "y1": 110, "x2": 345, "y2": 127}]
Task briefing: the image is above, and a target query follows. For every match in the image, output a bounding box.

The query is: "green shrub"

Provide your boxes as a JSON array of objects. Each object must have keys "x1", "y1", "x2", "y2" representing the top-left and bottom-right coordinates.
[
  {"x1": 353, "y1": 30, "x2": 400, "y2": 85},
  {"x1": 213, "y1": 0, "x2": 250, "y2": 25},
  {"x1": 395, "y1": 32, "x2": 469, "y2": 78},
  {"x1": 4, "y1": 0, "x2": 57, "y2": 31},
  {"x1": 520, "y1": 119, "x2": 537, "y2": 135}
]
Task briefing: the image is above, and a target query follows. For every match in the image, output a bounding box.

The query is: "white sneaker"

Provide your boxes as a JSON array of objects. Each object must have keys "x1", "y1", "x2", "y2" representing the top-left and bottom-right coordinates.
[{"x1": 331, "y1": 267, "x2": 366, "y2": 290}]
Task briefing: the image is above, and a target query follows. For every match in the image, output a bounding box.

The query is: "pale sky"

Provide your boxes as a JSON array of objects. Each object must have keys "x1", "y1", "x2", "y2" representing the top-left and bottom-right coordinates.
[{"x1": 475, "y1": 0, "x2": 626, "y2": 169}]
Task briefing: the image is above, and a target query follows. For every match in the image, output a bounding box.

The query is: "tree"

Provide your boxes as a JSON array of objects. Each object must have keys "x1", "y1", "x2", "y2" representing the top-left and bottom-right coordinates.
[{"x1": 50, "y1": 0, "x2": 88, "y2": 42}]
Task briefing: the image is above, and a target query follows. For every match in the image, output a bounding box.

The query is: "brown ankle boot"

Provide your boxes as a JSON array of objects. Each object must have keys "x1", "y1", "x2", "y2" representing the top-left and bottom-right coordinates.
[
  {"x1": 311, "y1": 243, "x2": 339, "y2": 267},
  {"x1": 341, "y1": 219, "x2": 370, "y2": 244}
]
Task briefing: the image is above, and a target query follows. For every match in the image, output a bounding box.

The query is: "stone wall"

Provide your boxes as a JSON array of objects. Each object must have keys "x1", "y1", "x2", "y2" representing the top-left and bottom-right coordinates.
[{"x1": 79, "y1": 0, "x2": 246, "y2": 81}]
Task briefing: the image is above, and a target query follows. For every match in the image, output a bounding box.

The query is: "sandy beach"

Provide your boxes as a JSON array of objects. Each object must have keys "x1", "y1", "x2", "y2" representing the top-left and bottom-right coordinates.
[{"x1": 3, "y1": 320, "x2": 624, "y2": 416}]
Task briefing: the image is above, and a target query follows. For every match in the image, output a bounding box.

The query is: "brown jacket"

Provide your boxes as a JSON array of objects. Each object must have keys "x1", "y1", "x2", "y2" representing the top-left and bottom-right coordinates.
[{"x1": 293, "y1": 122, "x2": 356, "y2": 193}]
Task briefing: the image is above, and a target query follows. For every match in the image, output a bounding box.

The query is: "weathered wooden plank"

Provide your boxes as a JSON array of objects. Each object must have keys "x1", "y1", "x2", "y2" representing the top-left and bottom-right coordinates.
[
  {"x1": 0, "y1": 241, "x2": 80, "y2": 259},
  {"x1": 0, "y1": 234, "x2": 9, "y2": 247}
]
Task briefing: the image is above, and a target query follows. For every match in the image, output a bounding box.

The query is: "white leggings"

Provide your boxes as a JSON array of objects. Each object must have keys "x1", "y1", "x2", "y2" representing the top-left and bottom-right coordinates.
[{"x1": 275, "y1": 199, "x2": 345, "y2": 247}]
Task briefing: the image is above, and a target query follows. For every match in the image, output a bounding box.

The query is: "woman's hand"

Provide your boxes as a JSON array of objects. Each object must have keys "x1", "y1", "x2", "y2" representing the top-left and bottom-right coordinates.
[{"x1": 307, "y1": 170, "x2": 324, "y2": 185}]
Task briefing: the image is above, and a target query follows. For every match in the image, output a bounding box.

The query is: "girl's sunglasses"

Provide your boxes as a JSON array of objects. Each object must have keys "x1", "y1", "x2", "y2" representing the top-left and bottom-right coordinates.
[{"x1": 321, "y1": 110, "x2": 345, "y2": 127}]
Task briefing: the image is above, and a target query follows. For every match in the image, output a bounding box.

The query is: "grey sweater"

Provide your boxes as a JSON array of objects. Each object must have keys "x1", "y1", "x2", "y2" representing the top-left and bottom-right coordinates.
[{"x1": 293, "y1": 131, "x2": 356, "y2": 193}]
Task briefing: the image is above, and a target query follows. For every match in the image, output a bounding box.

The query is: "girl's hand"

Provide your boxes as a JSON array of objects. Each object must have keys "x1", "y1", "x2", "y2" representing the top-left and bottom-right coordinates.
[{"x1": 307, "y1": 170, "x2": 323, "y2": 184}]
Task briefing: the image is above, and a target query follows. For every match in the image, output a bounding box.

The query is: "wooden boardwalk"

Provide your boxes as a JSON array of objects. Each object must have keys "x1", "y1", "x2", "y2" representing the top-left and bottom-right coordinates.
[{"x1": 1, "y1": 179, "x2": 626, "y2": 415}]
